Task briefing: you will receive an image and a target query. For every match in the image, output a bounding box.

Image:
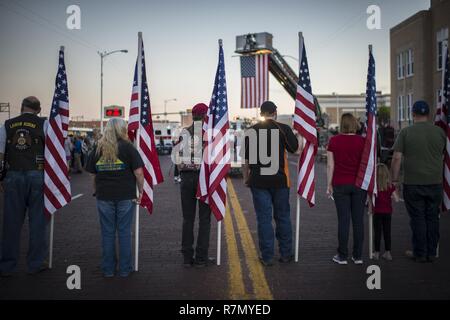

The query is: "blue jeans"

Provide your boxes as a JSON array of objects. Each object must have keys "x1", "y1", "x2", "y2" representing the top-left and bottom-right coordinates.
[
  {"x1": 96, "y1": 199, "x2": 135, "y2": 276},
  {"x1": 0, "y1": 170, "x2": 48, "y2": 273},
  {"x1": 403, "y1": 184, "x2": 441, "y2": 258},
  {"x1": 250, "y1": 187, "x2": 292, "y2": 262}
]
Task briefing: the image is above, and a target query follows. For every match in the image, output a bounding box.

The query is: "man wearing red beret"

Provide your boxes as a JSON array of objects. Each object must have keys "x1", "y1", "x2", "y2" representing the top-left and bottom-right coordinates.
[{"x1": 173, "y1": 103, "x2": 212, "y2": 268}]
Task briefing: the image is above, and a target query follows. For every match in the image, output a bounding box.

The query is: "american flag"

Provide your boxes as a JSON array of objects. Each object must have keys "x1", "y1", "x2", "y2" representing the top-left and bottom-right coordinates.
[
  {"x1": 240, "y1": 54, "x2": 269, "y2": 109},
  {"x1": 197, "y1": 40, "x2": 230, "y2": 221},
  {"x1": 435, "y1": 44, "x2": 450, "y2": 210},
  {"x1": 44, "y1": 47, "x2": 71, "y2": 216},
  {"x1": 128, "y1": 35, "x2": 164, "y2": 214},
  {"x1": 355, "y1": 47, "x2": 377, "y2": 197},
  {"x1": 293, "y1": 36, "x2": 317, "y2": 207}
]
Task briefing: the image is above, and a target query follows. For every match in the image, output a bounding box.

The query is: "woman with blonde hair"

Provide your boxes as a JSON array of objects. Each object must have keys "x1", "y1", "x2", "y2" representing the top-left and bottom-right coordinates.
[
  {"x1": 86, "y1": 118, "x2": 144, "y2": 278},
  {"x1": 327, "y1": 113, "x2": 366, "y2": 265}
]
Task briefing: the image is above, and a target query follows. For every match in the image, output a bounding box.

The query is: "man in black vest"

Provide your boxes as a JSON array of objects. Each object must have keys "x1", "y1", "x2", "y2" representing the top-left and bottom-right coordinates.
[
  {"x1": 0, "y1": 96, "x2": 48, "y2": 276},
  {"x1": 173, "y1": 103, "x2": 213, "y2": 268}
]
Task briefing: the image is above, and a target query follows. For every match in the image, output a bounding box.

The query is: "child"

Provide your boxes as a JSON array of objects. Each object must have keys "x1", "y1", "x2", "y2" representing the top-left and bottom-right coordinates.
[{"x1": 370, "y1": 163, "x2": 399, "y2": 261}]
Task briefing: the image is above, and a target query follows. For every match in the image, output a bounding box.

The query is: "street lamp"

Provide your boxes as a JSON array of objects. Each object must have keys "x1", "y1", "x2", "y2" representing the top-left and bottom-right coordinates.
[
  {"x1": 332, "y1": 92, "x2": 339, "y2": 127},
  {"x1": 98, "y1": 49, "x2": 128, "y2": 133},
  {"x1": 164, "y1": 98, "x2": 177, "y2": 121}
]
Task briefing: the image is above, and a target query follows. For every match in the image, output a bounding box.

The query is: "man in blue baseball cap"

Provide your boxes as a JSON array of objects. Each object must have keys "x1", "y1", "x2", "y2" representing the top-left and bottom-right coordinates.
[{"x1": 391, "y1": 100, "x2": 445, "y2": 263}]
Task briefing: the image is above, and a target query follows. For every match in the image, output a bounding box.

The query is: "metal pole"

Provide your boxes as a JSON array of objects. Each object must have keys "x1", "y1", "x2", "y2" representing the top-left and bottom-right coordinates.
[
  {"x1": 134, "y1": 32, "x2": 143, "y2": 272},
  {"x1": 217, "y1": 221, "x2": 222, "y2": 266},
  {"x1": 295, "y1": 196, "x2": 300, "y2": 262},
  {"x1": 369, "y1": 212, "x2": 373, "y2": 259},
  {"x1": 49, "y1": 214, "x2": 54, "y2": 269},
  {"x1": 100, "y1": 53, "x2": 104, "y2": 134},
  {"x1": 164, "y1": 100, "x2": 167, "y2": 121}
]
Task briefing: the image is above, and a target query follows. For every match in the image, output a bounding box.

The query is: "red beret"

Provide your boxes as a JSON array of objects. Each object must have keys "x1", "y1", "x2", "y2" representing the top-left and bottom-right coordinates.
[{"x1": 192, "y1": 103, "x2": 208, "y2": 116}]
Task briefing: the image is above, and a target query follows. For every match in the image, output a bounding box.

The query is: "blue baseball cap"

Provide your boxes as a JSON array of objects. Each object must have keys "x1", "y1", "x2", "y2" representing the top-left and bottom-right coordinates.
[{"x1": 412, "y1": 100, "x2": 430, "y2": 116}]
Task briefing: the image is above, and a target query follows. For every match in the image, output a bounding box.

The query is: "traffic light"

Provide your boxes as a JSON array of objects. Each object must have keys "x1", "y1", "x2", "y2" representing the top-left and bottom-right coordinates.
[{"x1": 104, "y1": 106, "x2": 125, "y2": 118}]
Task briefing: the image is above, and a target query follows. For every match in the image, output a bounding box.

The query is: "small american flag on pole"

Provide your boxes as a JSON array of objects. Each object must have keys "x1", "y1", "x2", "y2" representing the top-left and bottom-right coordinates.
[
  {"x1": 240, "y1": 54, "x2": 269, "y2": 109},
  {"x1": 434, "y1": 44, "x2": 450, "y2": 210},
  {"x1": 355, "y1": 46, "x2": 377, "y2": 197},
  {"x1": 197, "y1": 40, "x2": 230, "y2": 221},
  {"x1": 44, "y1": 47, "x2": 71, "y2": 216},
  {"x1": 294, "y1": 35, "x2": 317, "y2": 207},
  {"x1": 128, "y1": 34, "x2": 163, "y2": 214}
]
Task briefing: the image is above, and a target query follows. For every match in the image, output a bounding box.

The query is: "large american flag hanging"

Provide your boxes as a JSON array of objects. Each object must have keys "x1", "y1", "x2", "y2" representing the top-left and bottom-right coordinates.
[
  {"x1": 293, "y1": 37, "x2": 317, "y2": 207},
  {"x1": 355, "y1": 46, "x2": 377, "y2": 197},
  {"x1": 44, "y1": 47, "x2": 71, "y2": 216},
  {"x1": 197, "y1": 40, "x2": 230, "y2": 221},
  {"x1": 240, "y1": 54, "x2": 269, "y2": 109},
  {"x1": 434, "y1": 45, "x2": 450, "y2": 210},
  {"x1": 128, "y1": 35, "x2": 164, "y2": 214}
]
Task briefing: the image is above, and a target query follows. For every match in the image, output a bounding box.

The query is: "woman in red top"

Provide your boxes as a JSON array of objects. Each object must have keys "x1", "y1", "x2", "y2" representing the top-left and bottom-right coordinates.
[
  {"x1": 369, "y1": 163, "x2": 400, "y2": 261},
  {"x1": 327, "y1": 113, "x2": 366, "y2": 265}
]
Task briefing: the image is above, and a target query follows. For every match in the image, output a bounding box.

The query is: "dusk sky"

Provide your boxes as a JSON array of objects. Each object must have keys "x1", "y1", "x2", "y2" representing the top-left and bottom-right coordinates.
[{"x1": 0, "y1": 0, "x2": 429, "y2": 121}]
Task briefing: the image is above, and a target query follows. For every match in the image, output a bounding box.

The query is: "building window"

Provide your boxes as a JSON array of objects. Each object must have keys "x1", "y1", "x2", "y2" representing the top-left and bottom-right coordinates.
[
  {"x1": 398, "y1": 95, "x2": 404, "y2": 121},
  {"x1": 407, "y1": 93, "x2": 413, "y2": 121},
  {"x1": 406, "y1": 49, "x2": 414, "y2": 76},
  {"x1": 438, "y1": 89, "x2": 443, "y2": 106},
  {"x1": 437, "y1": 28, "x2": 449, "y2": 71},
  {"x1": 397, "y1": 54, "x2": 404, "y2": 79}
]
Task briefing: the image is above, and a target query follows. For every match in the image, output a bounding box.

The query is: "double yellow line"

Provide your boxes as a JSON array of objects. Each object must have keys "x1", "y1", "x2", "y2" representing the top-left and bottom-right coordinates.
[{"x1": 223, "y1": 180, "x2": 273, "y2": 300}]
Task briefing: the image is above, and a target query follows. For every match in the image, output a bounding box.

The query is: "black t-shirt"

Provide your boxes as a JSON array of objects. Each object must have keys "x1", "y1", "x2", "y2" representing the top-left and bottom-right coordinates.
[
  {"x1": 86, "y1": 139, "x2": 144, "y2": 201},
  {"x1": 244, "y1": 120, "x2": 299, "y2": 189}
]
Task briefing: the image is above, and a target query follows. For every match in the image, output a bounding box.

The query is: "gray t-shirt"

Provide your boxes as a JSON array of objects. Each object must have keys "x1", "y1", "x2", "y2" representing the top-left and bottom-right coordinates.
[{"x1": 393, "y1": 121, "x2": 445, "y2": 185}]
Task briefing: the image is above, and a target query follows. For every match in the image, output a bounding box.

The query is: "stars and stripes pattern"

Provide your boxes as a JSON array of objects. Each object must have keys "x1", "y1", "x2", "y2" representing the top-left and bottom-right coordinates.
[
  {"x1": 128, "y1": 36, "x2": 164, "y2": 214},
  {"x1": 434, "y1": 44, "x2": 450, "y2": 210},
  {"x1": 293, "y1": 37, "x2": 317, "y2": 207},
  {"x1": 355, "y1": 47, "x2": 378, "y2": 197},
  {"x1": 197, "y1": 41, "x2": 230, "y2": 221},
  {"x1": 240, "y1": 54, "x2": 269, "y2": 109},
  {"x1": 44, "y1": 48, "x2": 71, "y2": 216}
]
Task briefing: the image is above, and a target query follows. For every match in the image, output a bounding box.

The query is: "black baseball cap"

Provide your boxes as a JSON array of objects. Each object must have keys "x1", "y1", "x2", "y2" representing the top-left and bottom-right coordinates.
[
  {"x1": 412, "y1": 100, "x2": 429, "y2": 116},
  {"x1": 260, "y1": 101, "x2": 277, "y2": 114}
]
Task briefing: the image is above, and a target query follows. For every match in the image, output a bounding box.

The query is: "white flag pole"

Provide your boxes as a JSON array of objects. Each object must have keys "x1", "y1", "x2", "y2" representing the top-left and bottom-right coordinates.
[
  {"x1": 217, "y1": 221, "x2": 222, "y2": 266},
  {"x1": 368, "y1": 44, "x2": 374, "y2": 260},
  {"x1": 48, "y1": 45, "x2": 66, "y2": 270},
  {"x1": 49, "y1": 214, "x2": 55, "y2": 269},
  {"x1": 368, "y1": 212, "x2": 374, "y2": 259},
  {"x1": 295, "y1": 196, "x2": 300, "y2": 262},
  {"x1": 294, "y1": 32, "x2": 306, "y2": 263},
  {"x1": 134, "y1": 32, "x2": 143, "y2": 272}
]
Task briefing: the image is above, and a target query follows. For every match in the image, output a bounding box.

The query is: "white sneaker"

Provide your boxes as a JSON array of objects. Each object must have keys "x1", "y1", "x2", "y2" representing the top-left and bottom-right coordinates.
[
  {"x1": 351, "y1": 257, "x2": 363, "y2": 265},
  {"x1": 372, "y1": 252, "x2": 380, "y2": 260},
  {"x1": 382, "y1": 251, "x2": 393, "y2": 261},
  {"x1": 332, "y1": 254, "x2": 348, "y2": 265}
]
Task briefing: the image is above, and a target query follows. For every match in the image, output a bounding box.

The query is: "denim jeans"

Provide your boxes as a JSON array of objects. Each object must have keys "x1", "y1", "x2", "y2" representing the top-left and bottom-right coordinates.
[
  {"x1": 403, "y1": 184, "x2": 441, "y2": 258},
  {"x1": 0, "y1": 170, "x2": 48, "y2": 273},
  {"x1": 333, "y1": 184, "x2": 367, "y2": 259},
  {"x1": 96, "y1": 199, "x2": 135, "y2": 276},
  {"x1": 180, "y1": 171, "x2": 211, "y2": 263},
  {"x1": 250, "y1": 187, "x2": 292, "y2": 262}
]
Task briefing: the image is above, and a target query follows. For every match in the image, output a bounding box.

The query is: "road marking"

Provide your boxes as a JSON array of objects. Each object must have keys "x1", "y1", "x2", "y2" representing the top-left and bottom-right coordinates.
[
  {"x1": 228, "y1": 180, "x2": 273, "y2": 300},
  {"x1": 71, "y1": 194, "x2": 83, "y2": 201},
  {"x1": 223, "y1": 203, "x2": 249, "y2": 300}
]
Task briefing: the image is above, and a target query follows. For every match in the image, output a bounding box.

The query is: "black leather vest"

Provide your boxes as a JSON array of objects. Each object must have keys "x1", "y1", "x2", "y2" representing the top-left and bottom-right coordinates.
[{"x1": 4, "y1": 113, "x2": 45, "y2": 171}]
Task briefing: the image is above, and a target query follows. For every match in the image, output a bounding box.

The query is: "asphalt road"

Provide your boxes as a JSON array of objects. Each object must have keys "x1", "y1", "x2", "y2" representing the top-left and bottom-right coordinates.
[{"x1": 0, "y1": 155, "x2": 449, "y2": 300}]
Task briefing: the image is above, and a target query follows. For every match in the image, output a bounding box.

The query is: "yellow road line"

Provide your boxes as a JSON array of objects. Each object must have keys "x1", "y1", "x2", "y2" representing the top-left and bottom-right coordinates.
[
  {"x1": 223, "y1": 204, "x2": 249, "y2": 300},
  {"x1": 227, "y1": 181, "x2": 273, "y2": 300}
]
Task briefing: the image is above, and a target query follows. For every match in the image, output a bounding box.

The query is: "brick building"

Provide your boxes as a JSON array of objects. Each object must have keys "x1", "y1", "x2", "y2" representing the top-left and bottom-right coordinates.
[{"x1": 390, "y1": 0, "x2": 450, "y2": 130}]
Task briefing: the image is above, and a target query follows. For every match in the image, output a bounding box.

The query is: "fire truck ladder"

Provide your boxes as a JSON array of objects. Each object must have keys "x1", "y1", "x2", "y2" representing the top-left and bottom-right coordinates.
[{"x1": 236, "y1": 33, "x2": 324, "y2": 127}]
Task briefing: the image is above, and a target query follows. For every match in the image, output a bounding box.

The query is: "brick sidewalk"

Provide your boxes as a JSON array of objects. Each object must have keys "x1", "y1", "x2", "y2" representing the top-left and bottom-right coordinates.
[{"x1": 0, "y1": 155, "x2": 449, "y2": 299}]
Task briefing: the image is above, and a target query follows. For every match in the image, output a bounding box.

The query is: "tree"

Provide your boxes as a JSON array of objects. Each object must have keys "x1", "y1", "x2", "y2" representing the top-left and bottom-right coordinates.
[{"x1": 377, "y1": 105, "x2": 390, "y2": 126}]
